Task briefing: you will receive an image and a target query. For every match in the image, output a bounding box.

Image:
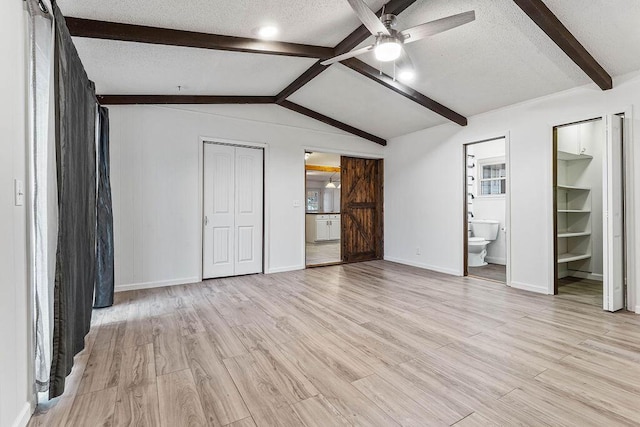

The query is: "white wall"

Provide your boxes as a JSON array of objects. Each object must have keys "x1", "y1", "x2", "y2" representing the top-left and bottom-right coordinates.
[
  {"x1": 385, "y1": 72, "x2": 640, "y2": 308},
  {"x1": 109, "y1": 105, "x2": 384, "y2": 290},
  {"x1": 468, "y1": 138, "x2": 506, "y2": 264},
  {"x1": 0, "y1": 2, "x2": 33, "y2": 427}
]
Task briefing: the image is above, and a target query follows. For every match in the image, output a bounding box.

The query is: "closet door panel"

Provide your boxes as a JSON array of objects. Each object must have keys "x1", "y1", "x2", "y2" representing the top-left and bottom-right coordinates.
[
  {"x1": 234, "y1": 147, "x2": 263, "y2": 275},
  {"x1": 203, "y1": 144, "x2": 235, "y2": 279}
]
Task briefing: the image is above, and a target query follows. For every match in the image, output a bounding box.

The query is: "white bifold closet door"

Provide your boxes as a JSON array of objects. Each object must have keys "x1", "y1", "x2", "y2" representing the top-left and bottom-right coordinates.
[
  {"x1": 203, "y1": 143, "x2": 263, "y2": 279},
  {"x1": 603, "y1": 115, "x2": 624, "y2": 311}
]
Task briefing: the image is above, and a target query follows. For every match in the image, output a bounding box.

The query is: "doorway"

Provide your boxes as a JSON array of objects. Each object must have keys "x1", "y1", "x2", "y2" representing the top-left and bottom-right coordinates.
[
  {"x1": 552, "y1": 115, "x2": 626, "y2": 311},
  {"x1": 305, "y1": 152, "x2": 342, "y2": 266},
  {"x1": 304, "y1": 152, "x2": 384, "y2": 267},
  {"x1": 202, "y1": 141, "x2": 264, "y2": 279},
  {"x1": 463, "y1": 137, "x2": 509, "y2": 284}
]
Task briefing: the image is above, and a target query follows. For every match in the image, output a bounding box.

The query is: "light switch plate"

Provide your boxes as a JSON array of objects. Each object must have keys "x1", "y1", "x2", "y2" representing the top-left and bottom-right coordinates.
[{"x1": 14, "y1": 179, "x2": 24, "y2": 206}]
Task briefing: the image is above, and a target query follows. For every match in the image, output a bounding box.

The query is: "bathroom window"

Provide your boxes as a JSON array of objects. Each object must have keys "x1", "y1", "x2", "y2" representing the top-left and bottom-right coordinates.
[{"x1": 478, "y1": 159, "x2": 506, "y2": 196}]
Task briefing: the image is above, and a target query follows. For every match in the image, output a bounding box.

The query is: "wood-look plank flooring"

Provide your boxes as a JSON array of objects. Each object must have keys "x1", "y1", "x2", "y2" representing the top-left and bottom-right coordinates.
[
  {"x1": 306, "y1": 241, "x2": 341, "y2": 266},
  {"x1": 29, "y1": 261, "x2": 640, "y2": 426},
  {"x1": 468, "y1": 263, "x2": 506, "y2": 283},
  {"x1": 558, "y1": 277, "x2": 603, "y2": 307}
]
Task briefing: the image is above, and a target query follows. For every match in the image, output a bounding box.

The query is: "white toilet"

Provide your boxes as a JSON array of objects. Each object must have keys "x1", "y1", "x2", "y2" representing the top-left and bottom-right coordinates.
[{"x1": 468, "y1": 219, "x2": 500, "y2": 267}]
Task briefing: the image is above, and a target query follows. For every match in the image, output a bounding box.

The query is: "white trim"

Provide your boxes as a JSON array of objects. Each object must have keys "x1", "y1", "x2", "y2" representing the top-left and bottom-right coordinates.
[
  {"x1": 485, "y1": 256, "x2": 506, "y2": 265},
  {"x1": 510, "y1": 280, "x2": 551, "y2": 295},
  {"x1": 635, "y1": 305, "x2": 640, "y2": 315},
  {"x1": 115, "y1": 277, "x2": 201, "y2": 293},
  {"x1": 11, "y1": 402, "x2": 33, "y2": 427},
  {"x1": 384, "y1": 256, "x2": 462, "y2": 277},
  {"x1": 267, "y1": 265, "x2": 305, "y2": 274},
  {"x1": 198, "y1": 137, "x2": 270, "y2": 281}
]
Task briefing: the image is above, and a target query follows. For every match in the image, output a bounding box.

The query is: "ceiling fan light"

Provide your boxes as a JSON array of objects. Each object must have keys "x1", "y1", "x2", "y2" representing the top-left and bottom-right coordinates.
[
  {"x1": 374, "y1": 39, "x2": 402, "y2": 62},
  {"x1": 256, "y1": 25, "x2": 279, "y2": 39},
  {"x1": 398, "y1": 68, "x2": 416, "y2": 82}
]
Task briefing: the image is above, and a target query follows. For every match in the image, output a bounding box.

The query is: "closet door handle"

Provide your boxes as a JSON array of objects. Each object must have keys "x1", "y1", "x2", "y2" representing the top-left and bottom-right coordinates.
[{"x1": 204, "y1": 216, "x2": 209, "y2": 226}]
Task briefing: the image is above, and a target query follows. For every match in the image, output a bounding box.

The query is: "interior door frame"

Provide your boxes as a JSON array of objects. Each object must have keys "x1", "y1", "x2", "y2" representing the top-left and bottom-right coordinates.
[
  {"x1": 548, "y1": 107, "x2": 635, "y2": 311},
  {"x1": 198, "y1": 137, "x2": 268, "y2": 281},
  {"x1": 301, "y1": 146, "x2": 384, "y2": 269},
  {"x1": 462, "y1": 134, "x2": 512, "y2": 287}
]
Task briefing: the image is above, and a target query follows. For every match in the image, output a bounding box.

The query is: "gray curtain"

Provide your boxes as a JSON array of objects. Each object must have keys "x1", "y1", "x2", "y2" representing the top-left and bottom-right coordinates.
[
  {"x1": 49, "y1": 2, "x2": 97, "y2": 399},
  {"x1": 94, "y1": 106, "x2": 114, "y2": 308}
]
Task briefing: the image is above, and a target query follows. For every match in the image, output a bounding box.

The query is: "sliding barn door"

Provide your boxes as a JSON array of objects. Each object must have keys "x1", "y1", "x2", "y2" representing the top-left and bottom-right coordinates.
[
  {"x1": 203, "y1": 143, "x2": 263, "y2": 279},
  {"x1": 341, "y1": 156, "x2": 383, "y2": 262}
]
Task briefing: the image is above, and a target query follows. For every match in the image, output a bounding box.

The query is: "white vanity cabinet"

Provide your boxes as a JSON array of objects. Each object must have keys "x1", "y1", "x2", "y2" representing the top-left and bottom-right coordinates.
[{"x1": 306, "y1": 214, "x2": 341, "y2": 242}]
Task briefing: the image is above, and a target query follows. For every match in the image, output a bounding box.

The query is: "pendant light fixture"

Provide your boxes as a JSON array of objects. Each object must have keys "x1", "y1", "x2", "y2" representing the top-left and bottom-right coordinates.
[{"x1": 326, "y1": 172, "x2": 337, "y2": 189}]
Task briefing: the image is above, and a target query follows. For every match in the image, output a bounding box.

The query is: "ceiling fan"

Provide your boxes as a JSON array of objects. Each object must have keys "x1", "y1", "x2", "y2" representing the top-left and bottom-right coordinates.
[{"x1": 322, "y1": 0, "x2": 476, "y2": 81}]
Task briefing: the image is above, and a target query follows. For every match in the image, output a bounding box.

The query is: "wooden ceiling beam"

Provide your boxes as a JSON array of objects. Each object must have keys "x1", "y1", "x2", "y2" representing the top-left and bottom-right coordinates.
[
  {"x1": 65, "y1": 17, "x2": 335, "y2": 59},
  {"x1": 512, "y1": 0, "x2": 612, "y2": 90},
  {"x1": 306, "y1": 165, "x2": 341, "y2": 172},
  {"x1": 341, "y1": 58, "x2": 468, "y2": 126},
  {"x1": 276, "y1": 0, "x2": 418, "y2": 102},
  {"x1": 279, "y1": 100, "x2": 387, "y2": 146},
  {"x1": 97, "y1": 95, "x2": 276, "y2": 105}
]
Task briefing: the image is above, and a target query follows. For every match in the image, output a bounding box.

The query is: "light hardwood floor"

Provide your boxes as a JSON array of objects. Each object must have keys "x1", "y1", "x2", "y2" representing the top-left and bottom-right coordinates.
[{"x1": 29, "y1": 261, "x2": 640, "y2": 426}]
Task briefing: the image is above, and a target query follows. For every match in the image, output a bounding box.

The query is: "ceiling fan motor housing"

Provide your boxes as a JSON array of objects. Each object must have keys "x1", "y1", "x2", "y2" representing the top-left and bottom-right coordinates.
[{"x1": 381, "y1": 14, "x2": 398, "y2": 30}]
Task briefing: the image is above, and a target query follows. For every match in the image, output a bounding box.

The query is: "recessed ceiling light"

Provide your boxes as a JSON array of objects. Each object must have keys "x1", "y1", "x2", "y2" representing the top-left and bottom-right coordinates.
[
  {"x1": 256, "y1": 25, "x2": 279, "y2": 39},
  {"x1": 398, "y1": 69, "x2": 416, "y2": 83}
]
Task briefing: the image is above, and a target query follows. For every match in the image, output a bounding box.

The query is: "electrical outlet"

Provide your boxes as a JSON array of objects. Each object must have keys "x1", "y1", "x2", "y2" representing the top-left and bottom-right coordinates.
[{"x1": 416, "y1": 247, "x2": 421, "y2": 255}]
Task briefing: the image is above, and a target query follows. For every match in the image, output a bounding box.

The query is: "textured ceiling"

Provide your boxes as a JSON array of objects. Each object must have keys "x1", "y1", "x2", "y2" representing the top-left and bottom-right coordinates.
[
  {"x1": 57, "y1": 0, "x2": 387, "y2": 46},
  {"x1": 72, "y1": 38, "x2": 317, "y2": 95},
  {"x1": 289, "y1": 64, "x2": 447, "y2": 139},
  {"x1": 57, "y1": 0, "x2": 640, "y2": 139}
]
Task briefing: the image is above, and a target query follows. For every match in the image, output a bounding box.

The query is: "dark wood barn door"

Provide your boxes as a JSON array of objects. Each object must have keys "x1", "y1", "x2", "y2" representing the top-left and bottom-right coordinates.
[{"x1": 341, "y1": 156, "x2": 383, "y2": 263}]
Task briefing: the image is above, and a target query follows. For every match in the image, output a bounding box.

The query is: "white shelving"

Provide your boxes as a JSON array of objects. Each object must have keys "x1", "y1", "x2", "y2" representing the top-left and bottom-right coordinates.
[
  {"x1": 556, "y1": 151, "x2": 593, "y2": 265},
  {"x1": 558, "y1": 231, "x2": 591, "y2": 238},
  {"x1": 558, "y1": 252, "x2": 592, "y2": 263},
  {"x1": 557, "y1": 151, "x2": 593, "y2": 161}
]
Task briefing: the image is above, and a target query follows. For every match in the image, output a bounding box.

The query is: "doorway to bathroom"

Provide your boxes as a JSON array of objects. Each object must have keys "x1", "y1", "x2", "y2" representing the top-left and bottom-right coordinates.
[{"x1": 463, "y1": 137, "x2": 510, "y2": 284}]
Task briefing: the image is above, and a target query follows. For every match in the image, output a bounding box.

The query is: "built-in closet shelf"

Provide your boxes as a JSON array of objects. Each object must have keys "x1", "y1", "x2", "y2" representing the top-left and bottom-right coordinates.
[
  {"x1": 557, "y1": 184, "x2": 590, "y2": 191},
  {"x1": 557, "y1": 231, "x2": 591, "y2": 238},
  {"x1": 557, "y1": 209, "x2": 591, "y2": 213},
  {"x1": 557, "y1": 252, "x2": 592, "y2": 263},
  {"x1": 557, "y1": 151, "x2": 593, "y2": 161}
]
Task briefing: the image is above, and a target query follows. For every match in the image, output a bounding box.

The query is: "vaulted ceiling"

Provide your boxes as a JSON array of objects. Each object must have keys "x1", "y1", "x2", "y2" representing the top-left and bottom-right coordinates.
[{"x1": 57, "y1": 0, "x2": 640, "y2": 142}]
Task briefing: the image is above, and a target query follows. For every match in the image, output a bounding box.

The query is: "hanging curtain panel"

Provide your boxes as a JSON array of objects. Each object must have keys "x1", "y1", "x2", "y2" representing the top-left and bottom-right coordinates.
[
  {"x1": 94, "y1": 106, "x2": 115, "y2": 308},
  {"x1": 49, "y1": 2, "x2": 98, "y2": 399},
  {"x1": 26, "y1": 0, "x2": 58, "y2": 397}
]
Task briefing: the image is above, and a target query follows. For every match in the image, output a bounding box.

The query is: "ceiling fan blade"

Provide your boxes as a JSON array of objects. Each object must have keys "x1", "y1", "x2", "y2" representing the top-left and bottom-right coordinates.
[
  {"x1": 400, "y1": 10, "x2": 475, "y2": 44},
  {"x1": 346, "y1": 0, "x2": 390, "y2": 36},
  {"x1": 321, "y1": 45, "x2": 374, "y2": 66}
]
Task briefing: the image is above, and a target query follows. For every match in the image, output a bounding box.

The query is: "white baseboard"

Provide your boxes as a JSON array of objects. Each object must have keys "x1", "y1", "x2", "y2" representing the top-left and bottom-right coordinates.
[
  {"x1": 485, "y1": 256, "x2": 506, "y2": 265},
  {"x1": 635, "y1": 305, "x2": 640, "y2": 315},
  {"x1": 509, "y1": 280, "x2": 551, "y2": 295},
  {"x1": 384, "y1": 256, "x2": 462, "y2": 277},
  {"x1": 267, "y1": 265, "x2": 304, "y2": 274},
  {"x1": 12, "y1": 402, "x2": 33, "y2": 427},
  {"x1": 568, "y1": 271, "x2": 603, "y2": 281},
  {"x1": 115, "y1": 277, "x2": 201, "y2": 292}
]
